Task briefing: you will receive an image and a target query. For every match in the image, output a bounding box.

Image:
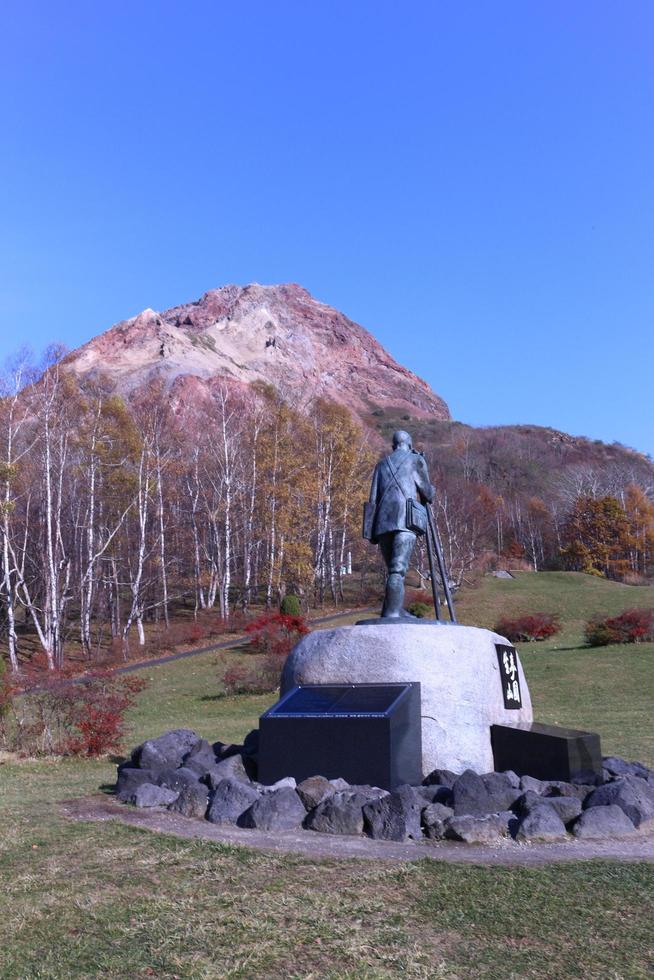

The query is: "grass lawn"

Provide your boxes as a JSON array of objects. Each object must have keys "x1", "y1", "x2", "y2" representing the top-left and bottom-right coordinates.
[{"x1": 1, "y1": 572, "x2": 653, "y2": 978}]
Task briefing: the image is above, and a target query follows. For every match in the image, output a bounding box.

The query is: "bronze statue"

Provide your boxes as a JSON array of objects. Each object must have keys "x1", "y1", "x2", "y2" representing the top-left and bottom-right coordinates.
[{"x1": 363, "y1": 430, "x2": 435, "y2": 618}]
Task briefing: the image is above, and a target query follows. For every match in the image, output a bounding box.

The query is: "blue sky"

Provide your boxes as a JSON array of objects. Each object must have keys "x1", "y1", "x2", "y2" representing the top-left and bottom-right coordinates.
[{"x1": 2, "y1": 2, "x2": 653, "y2": 457}]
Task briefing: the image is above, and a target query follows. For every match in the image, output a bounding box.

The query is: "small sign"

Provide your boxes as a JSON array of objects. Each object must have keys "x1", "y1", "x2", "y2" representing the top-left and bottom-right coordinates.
[{"x1": 495, "y1": 644, "x2": 523, "y2": 709}]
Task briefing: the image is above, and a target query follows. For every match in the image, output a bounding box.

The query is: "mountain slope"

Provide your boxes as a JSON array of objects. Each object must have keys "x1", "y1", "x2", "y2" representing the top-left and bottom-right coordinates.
[{"x1": 66, "y1": 283, "x2": 450, "y2": 421}]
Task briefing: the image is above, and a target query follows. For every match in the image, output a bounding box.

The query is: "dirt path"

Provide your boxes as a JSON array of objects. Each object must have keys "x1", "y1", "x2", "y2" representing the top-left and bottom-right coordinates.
[
  {"x1": 113, "y1": 606, "x2": 376, "y2": 676},
  {"x1": 62, "y1": 796, "x2": 654, "y2": 867}
]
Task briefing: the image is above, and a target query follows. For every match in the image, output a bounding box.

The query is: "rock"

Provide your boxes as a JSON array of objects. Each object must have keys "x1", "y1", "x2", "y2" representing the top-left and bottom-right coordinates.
[
  {"x1": 304, "y1": 791, "x2": 372, "y2": 836},
  {"x1": 239, "y1": 788, "x2": 306, "y2": 831},
  {"x1": 584, "y1": 776, "x2": 654, "y2": 828},
  {"x1": 502, "y1": 770, "x2": 521, "y2": 788},
  {"x1": 602, "y1": 756, "x2": 651, "y2": 780},
  {"x1": 520, "y1": 775, "x2": 548, "y2": 794},
  {"x1": 213, "y1": 741, "x2": 242, "y2": 759},
  {"x1": 115, "y1": 766, "x2": 158, "y2": 801},
  {"x1": 422, "y1": 802, "x2": 454, "y2": 840},
  {"x1": 362, "y1": 787, "x2": 422, "y2": 842},
  {"x1": 572, "y1": 805, "x2": 636, "y2": 839},
  {"x1": 138, "y1": 729, "x2": 201, "y2": 772},
  {"x1": 481, "y1": 772, "x2": 522, "y2": 811},
  {"x1": 281, "y1": 623, "x2": 533, "y2": 774},
  {"x1": 423, "y1": 768, "x2": 458, "y2": 789},
  {"x1": 515, "y1": 806, "x2": 567, "y2": 842},
  {"x1": 156, "y1": 766, "x2": 202, "y2": 794},
  {"x1": 514, "y1": 792, "x2": 581, "y2": 825},
  {"x1": 206, "y1": 778, "x2": 260, "y2": 825},
  {"x1": 130, "y1": 783, "x2": 179, "y2": 808},
  {"x1": 260, "y1": 776, "x2": 297, "y2": 793},
  {"x1": 182, "y1": 739, "x2": 218, "y2": 776},
  {"x1": 445, "y1": 813, "x2": 507, "y2": 844},
  {"x1": 328, "y1": 778, "x2": 350, "y2": 791},
  {"x1": 242, "y1": 729, "x2": 260, "y2": 758},
  {"x1": 415, "y1": 784, "x2": 453, "y2": 806},
  {"x1": 451, "y1": 770, "x2": 491, "y2": 815},
  {"x1": 362, "y1": 794, "x2": 410, "y2": 841},
  {"x1": 204, "y1": 754, "x2": 250, "y2": 789},
  {"x1": 296, "y1": 776, "x2": 336, "y2": 811},
  {"x1": 544, "y1": 781, "x2": 592, "y2": 802},
  {"x1": 168, "y1": 781, "x2": 209, "y2": 819}
]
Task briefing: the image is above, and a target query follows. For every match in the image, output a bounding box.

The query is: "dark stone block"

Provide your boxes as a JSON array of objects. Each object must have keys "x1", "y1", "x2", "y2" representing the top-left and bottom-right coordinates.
[
  {"x1": 115, "y1": 767, "x2": 158, "y2": 801},
  {"x1": 156, "y1": 766, "x2": 203, "y2": 794},
  {"x1": 415, "y1": 784, "x2": 453, "y2": 806},
  {"x1": 206, "y1": 778, "x2": 260, "y2": 825},
  {"x1": 168, "y1": 782, "x2": 209, "y2": 819},
  {"x1": 203, "y1": 754, "x2": 251, "y2": 790},
  {"x1": 514, "y1": 791, "x2": 582, "y2": 825},
  {"x1": 238, "y1": 788, "x2": 306, "y2": 831},
  {"x1": 584, "y1": 776, "x2": 654, "y2": 828},
  {"x1": 445, "y1": 813, "x2": 507, "y2": 843},
  {"x1": 422, "y1": 768, "x2": 458, "y2": 789},
  {"x1": 572, "y1": 805, "x2": 636, "y2": 839},
  {"x1": 258, "y1": 683, "x2": 422, "y2": 790},
  {"x1": 602, "y1": 756, "x2": 651, "y2": 780},
  {"x1": 182, "y1": 739, "x2": 218, "y2": 775},
  {"x1": 131, "y1": 784, "x2": 179, "y2": 808},
  {"x1": 362, "y1": 794, "x2": 411, "y2": 841},
  {"x1": 515, "y1": 806, "x2": 567, "y2": 842},
  {"x1": 138, "y1": 729, "x2": 201, "y2": 772},
  {"x1": 422, "y1": 802, "x2": 453, "y2": 840},
  {"x1": 491, "y1": 722, "x2": 603, "y2": 783},
  {"x1": 304, "y1": 790, "x2": 384, "y2": 836}
]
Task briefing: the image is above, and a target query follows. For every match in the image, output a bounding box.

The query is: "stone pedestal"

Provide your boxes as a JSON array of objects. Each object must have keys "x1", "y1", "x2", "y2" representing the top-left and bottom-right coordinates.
[{"x1": 281, "y1": 623, "x2": 533, "y2": 776}]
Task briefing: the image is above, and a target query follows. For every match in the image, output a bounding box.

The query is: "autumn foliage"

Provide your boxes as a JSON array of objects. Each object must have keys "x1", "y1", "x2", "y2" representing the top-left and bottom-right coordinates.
[
  {"x1": 584, "y1": 608, "x2": 654, "y2": 647},
  {"x1": 495, "y1": 613, "x2": 561, "y2": 643},
  {"x1": 1, "y1": 670, "x2": 147, "y2": 757}
]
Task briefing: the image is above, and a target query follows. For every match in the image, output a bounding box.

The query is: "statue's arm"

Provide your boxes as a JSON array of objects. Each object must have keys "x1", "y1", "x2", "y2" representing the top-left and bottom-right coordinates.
[
  {"x1": 415, "y1": 455, "x2": 435, "y2": 503},
  {"x1": 369, "y1": 463, "x2": 380, "y2": 503}
]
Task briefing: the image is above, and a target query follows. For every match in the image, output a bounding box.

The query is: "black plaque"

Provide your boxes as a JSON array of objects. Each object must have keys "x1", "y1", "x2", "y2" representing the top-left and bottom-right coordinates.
[
  {"x1": 258, "y1": 683, "x2": 422, "y2": 790},
  {"x1": 495, "y1": 644, "x2": 522, "y2": 709},
  {"x1": 491, "y1": 721, "x2": 603, "y2": 783}
]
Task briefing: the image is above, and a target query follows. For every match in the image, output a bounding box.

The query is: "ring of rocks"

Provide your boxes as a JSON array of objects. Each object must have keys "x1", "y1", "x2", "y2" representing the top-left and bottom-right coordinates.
[{"x1": 108, "y1": 728, "x2": 654, "y2": 859}]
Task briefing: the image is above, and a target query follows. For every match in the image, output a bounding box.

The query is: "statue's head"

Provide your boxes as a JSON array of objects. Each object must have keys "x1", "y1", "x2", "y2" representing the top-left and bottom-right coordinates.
[{"x1": 392, "y1": 430, "x2": 412, "y2": 451}]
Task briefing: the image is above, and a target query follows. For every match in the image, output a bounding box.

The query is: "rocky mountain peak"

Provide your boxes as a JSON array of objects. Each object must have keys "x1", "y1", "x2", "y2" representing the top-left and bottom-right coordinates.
[{"x1": 66, "y1": 283, "x2": 450, "y2": 421}]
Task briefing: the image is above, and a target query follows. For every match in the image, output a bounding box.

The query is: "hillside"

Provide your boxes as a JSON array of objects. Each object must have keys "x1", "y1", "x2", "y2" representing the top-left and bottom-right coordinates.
[
  {"x1": 65, "y1": 282, "x2": 450, "y2": 422},
  {"x1": 457, "y1": 570, "x2": 654, "y2": 765}
]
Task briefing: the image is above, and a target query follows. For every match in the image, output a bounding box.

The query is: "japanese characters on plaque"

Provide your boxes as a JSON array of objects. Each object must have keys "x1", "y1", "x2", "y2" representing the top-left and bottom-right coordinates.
[{"x1": 495, "y1": 644, "x2": 523, "y2": 709}]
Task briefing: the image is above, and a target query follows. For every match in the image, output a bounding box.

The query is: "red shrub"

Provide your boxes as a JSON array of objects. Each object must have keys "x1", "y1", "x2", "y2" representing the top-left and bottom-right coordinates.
[
  {"x1": 585, "y1": 607, "x2": 654, "y2": 647},
  {"x1": 5, "y1": 670, "x2": 148, "y2": 757},
  {"x1": 245, "y1": 612, "x2": 310, "y2": 658},
  {"x1": 495, "y1": 613, "x2": 560, "y2": 643}
]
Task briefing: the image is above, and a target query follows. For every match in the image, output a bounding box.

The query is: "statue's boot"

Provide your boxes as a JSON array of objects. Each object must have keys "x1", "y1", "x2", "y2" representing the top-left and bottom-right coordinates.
[{"x1": 382, "y1": 573, "x2": 405, "y2": 618}]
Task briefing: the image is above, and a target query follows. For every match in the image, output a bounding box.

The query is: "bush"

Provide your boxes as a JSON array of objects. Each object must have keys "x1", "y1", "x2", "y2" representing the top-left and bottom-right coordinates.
[
  {"x1": 280, "y1": 594, "x2": 302, "y2": 617},
  {"x1": 2, "y1": 670, "x2": 148, "y2": 757},
  {"x1": 584, "y1": 608, "x2": 654, "y2": 647},
  {"x1": 408, "y1": 601, "x2": 433, "y2": 619},
  {"x1": 245, "y1": 612, "x2": 310, "y2": 658},
  {"x1": 495, "y1": 613, "x2": 561, "y2": 643},
  {"x1": 219, "y1": 654, "x2": 284, "y2": 696}
]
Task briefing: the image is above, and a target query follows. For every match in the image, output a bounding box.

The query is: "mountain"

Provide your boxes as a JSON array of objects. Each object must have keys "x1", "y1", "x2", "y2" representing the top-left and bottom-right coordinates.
[{"x1": 66, "y1": 283, "x2": 450, "y2": 422}]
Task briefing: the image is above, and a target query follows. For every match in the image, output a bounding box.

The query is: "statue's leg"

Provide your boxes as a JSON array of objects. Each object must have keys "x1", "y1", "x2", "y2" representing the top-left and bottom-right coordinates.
[{"x1": 382, "y1": 531, "x2": 416, "y2": 618}]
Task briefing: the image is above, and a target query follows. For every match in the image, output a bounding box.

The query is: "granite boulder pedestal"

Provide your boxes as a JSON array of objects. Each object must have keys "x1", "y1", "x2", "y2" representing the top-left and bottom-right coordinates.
[{"x1": 280, "y1": 622, "x2": 533, "y2": 777}]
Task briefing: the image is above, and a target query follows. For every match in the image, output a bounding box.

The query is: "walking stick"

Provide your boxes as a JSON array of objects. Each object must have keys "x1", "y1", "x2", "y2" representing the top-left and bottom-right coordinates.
[
  {"x1": 426, "y1": 503, "x2": 458, "y2": 623},
  {"x1": 424, "y1": 517, "x2": 442, "y2": 621}
]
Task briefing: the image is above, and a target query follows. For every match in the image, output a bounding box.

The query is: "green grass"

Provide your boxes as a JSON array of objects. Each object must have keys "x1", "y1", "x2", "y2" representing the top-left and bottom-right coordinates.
[
  {"x1": 457, "y1": 571, "x2": 654, "y2": 766},
  {"x1": 1, "y1": 572, "x2": 653, "y2": 978}
]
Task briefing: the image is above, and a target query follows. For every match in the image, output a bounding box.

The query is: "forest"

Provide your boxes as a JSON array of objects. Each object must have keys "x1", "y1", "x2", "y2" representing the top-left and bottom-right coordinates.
[{"x1": 1, "y1": 348, "x2": 653, "y2": 673}]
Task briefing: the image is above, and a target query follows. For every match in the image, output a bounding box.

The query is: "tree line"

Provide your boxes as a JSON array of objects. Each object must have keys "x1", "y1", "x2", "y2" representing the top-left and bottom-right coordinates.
[{"x1": 1, "y1": 349, "x2": 653, "y2": 671}]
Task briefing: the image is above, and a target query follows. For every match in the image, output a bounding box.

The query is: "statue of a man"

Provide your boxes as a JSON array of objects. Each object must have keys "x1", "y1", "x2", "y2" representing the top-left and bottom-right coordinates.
[{"x1": 363, "y1": 430, "x2": 435, "y2": 618}]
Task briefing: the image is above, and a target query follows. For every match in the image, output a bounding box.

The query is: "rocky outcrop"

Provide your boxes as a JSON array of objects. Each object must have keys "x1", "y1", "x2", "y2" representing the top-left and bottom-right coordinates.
[{"x1": 65, "y1": 283, "x2": 450, "y2": 422}]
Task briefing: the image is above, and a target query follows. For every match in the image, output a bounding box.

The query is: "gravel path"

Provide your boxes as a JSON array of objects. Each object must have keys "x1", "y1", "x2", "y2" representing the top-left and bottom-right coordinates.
[{"x1": 62, "y1": 796, "x2": 654, "y2": 866}]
